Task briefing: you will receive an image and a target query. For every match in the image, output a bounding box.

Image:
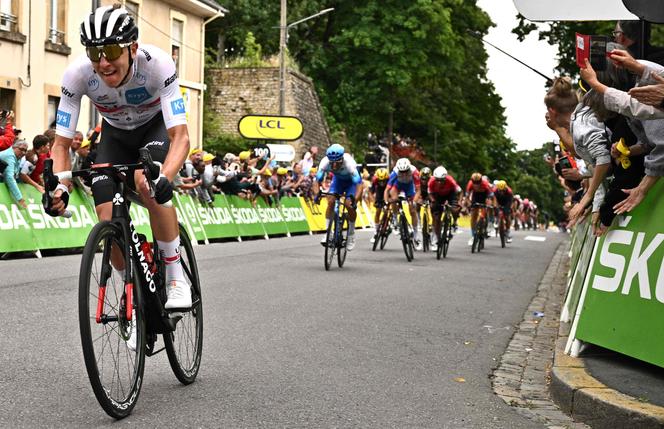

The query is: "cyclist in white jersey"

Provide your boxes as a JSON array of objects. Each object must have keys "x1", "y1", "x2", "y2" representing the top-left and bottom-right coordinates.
[
  {"x1": 312, "y1": 144, "x2": 362, "y2": 250},
  {"x1": 46, "y1": 4, "x2": 191, "y2": 310}
]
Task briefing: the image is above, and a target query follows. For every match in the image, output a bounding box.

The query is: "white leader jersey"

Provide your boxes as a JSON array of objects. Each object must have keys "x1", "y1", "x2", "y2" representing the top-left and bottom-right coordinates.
[{"x1": 55, "y1": 44, "x2": 187, "y2": 139}]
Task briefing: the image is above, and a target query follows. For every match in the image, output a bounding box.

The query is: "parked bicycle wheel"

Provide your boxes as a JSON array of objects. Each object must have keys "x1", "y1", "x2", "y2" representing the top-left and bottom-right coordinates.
[
  {"x1": 337, "y1": 213, "x2": 349, "y2": 267},
  {"x1": 400, "y1": 213, "x2": 414, "y2": 262},
  {"x1": 324, "y1": 217, "x2": 336, "y2": 271},
  {"x1": 79, "y1": 222, "x2": 145, "y2": 419},
  {"x1": 164, "y1": 225, "x2": 203, "y2": 385}
]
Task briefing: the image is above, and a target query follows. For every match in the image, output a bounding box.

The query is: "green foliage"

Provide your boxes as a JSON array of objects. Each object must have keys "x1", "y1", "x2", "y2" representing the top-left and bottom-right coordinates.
[{"x1": 203, "y1": 0, "x2": 562, "y2": 214}]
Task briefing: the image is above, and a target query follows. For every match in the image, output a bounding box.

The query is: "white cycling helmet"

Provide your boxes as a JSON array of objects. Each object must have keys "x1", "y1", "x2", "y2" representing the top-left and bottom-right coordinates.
[
  {"x1": 395, "y1": 158, "x2": 411, "y2": 172},
  {"x1": 433, "y1": 166, "x2": 447, "y2": 179}
]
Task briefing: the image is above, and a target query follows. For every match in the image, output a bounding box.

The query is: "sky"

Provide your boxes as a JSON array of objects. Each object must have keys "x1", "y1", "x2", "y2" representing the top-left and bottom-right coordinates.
[{"x1": 476, "y1": 0, "x2": 559, "y2": 151}]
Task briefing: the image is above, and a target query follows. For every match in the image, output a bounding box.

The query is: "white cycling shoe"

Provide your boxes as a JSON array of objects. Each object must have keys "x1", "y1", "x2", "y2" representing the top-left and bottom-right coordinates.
[
  {"x1": 430, "y1": 241, "x2": 438, "y2": 251},
  {"x1": 165, "y1": 279, "x2": 192, "y2": 309},
  {"x1": 346, "y1": 234, "x2": 356, "y2": 251},
  {"x1": 414, "y1": 240, "x2": 423, "y2": 251}
]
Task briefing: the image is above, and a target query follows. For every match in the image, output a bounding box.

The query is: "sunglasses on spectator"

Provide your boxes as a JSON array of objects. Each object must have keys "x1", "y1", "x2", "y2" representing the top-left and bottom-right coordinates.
[
  {"x1": 86, "y1": 43, "x2": 132, "y2": 62},
  {"x1": 611, "y1": 30, "x2": 623, "y2": 38}
]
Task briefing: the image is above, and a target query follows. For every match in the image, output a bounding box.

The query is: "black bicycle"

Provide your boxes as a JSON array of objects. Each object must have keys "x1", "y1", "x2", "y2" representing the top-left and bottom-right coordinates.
[
  {"x1": 393, "y1": 193, "x2": 415, "y2": 262},
  {"x1": 372, "y1": 201, "x2": 391, "y2": 251},
  {"x1": 471, "y1": 203, "x2": 489, "y2": 254},
  {"x1": 43, "y1": 149, "x2": 203, "y2": 419},
  {"x1": 436, "y1": 202, "x2": 454, "y2": 260},
  {"x1": 319, "y1": 191, "x2": 350, "y2": 270}
]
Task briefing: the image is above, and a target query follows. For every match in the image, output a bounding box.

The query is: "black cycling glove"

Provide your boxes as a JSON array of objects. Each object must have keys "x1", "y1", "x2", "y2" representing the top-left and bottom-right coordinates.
[
  {"x1": 42, "y1": 185, "x2": 69, "y2": 217},
  {"x1": 153, "y1": 174, "x2": 173, "y2": 205}
]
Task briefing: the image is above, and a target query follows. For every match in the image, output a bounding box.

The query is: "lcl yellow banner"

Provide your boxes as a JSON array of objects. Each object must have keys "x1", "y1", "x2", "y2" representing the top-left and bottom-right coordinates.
[{"x1": 238, "y1": 115, "x2": 304, "y2": 141}]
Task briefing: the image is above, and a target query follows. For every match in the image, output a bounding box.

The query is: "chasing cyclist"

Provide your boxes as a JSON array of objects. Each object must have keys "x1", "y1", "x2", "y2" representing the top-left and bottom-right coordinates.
[
  {"x1": 387, "y1": 158, "x2": 422, "y2": 250},
  {"x1": 46, "y1": 4, "x2": 191, "y2": 310},
  {"x1": 428, "y1": 166, "x2": 461, "y2": 251},
  {"x1": 493, "y1": 180, "x2": 514, "y2": 243},
  {"x1": 465, "y1": 172, "x2": 493, "y2": 246},
  {"x1": 370, "y1": 167, "x2": 390, "y2": 244},
  {"x1": 313, "y1": 144, "x2": 362, "y2": 251}
]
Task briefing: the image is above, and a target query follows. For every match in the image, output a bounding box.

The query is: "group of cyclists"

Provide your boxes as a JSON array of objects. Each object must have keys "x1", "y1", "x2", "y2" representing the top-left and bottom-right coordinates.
[{"x1": 310, "y1": 143, "x2": 543, "y2": 254}]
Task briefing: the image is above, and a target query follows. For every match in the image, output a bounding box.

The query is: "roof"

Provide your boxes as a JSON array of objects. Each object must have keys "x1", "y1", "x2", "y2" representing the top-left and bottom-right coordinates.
[{"x1": 196, "y1": 0, "x2": 228, "y2": 14}]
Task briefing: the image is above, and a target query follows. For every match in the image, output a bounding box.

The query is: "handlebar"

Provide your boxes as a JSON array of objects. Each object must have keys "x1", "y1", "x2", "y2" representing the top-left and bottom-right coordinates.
[{"x1": 43, "y1": 148, "x2": 172, "y2": 216}]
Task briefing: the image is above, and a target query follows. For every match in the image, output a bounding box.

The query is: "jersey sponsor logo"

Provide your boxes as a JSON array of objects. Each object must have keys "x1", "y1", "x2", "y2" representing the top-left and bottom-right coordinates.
[
  {"x1": 56, "y1": 110, "x2": 71, "y2": 128},
  {"x1": 125, "y1": 87, "x2": 152, "y2": 105},
  {"x1": 96, "y1": 94, "x2": 109, "y2": 102},
  {"x1": 88, "y1": 77, "x2": 99, "y2": 91},
  {"x1": 139, "y1": 48, "x2": 152, "y2": 61},
  {"x1": 144, "y1": 140, "x2": 165, "y2": 148},
  {"x1": 61, "y1": 86, "x2": 75, "y2": 98},
  {"x1": 135, "y1": 72, "x2": 146, "y2": 85},
  {"x1": 171, "y1": 98, "x2": 186, "y2": 115},
  {"x1": 91, "y1": 174, "x2": 109, "y2": 185},
  {"x1": 164, "y1": 72, "x2": 177, "y2": 87}
]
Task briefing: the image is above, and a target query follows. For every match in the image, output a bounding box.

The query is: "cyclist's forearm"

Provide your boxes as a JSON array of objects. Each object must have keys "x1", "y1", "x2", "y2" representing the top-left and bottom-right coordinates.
[
  {"x1": 163, "y1": 125, "x2": 190, "y2": 181},
  {"x1": 52, "y1": 135, "x2": 73, "y2": 186}
]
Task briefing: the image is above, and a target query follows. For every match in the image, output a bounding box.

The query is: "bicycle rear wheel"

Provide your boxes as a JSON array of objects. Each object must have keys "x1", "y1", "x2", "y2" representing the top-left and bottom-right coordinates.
[
  {"x1": 373, "y1": 210, "x2": 388, "y2": 251},
  {"x1": 400, "y1": 214, "x2": 414, "y2": 262},
  {"x1": 499, "y1": 218, "x2": 506, "y2": 248},
  {"x1": 79, "y1": 222, "x2": 145, "y2": 419},
  {"x1": 422, "y1": 212, "x2": 430, "y2": 253},
  {"x1": 441, "y1": 212, "x2": 450, "y2": 259},
  {"x1": 324, "y1": 217, "x2": 336, "y2": 271},
  {"x1": 164, "y1": 225, "x2": 203, "y2": 384},
  {"x1": 337, "y1": 215, "x2": 349, "y2": 267}
]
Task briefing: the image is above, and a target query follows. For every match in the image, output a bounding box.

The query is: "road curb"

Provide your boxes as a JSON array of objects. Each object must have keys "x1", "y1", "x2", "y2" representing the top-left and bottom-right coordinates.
[{"x1": 550, "y1": 292, "x2": 664, "y2": 427}]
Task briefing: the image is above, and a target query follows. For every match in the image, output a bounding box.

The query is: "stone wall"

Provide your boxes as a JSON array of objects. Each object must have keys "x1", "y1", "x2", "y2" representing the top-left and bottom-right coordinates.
[{"x1": 206, "y1": 67, "x2": 332, "y2": 159}]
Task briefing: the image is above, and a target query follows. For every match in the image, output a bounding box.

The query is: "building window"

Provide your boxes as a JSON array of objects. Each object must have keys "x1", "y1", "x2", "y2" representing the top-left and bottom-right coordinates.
[
  {"x1": 48, "y1": 0, "x2": 66, "y2": 45},
  {"x1": 171, "y1": 17, "x2": 184, "y2": 75},
  {"x1": 0, "y1": 87, "x2": 16, "y2": 112},
  {"x1": 124, "y1": 1, "x2": 139, "y2": 20},
  {"x1": 0, "y1": 0, "x2": 18, "y2": 33},
  {"x1": 47, "y1": 96, "x2": 61, "y2": 129}
]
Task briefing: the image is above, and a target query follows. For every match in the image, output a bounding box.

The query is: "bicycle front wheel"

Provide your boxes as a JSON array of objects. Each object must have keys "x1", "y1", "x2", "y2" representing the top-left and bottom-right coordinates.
[
  {"x1": 79, "y1": 222, "x2": 145, "y2": 419},
  {"x1": 337, "y1": 215, "x2": 349, "y2": 267},
  {"x1": 499, "y1": 218, "x2": 506, "y2": 248},
  {"x1": 400, "y1": 214, "x2": 414, "y2": 262},
  {"x1": 324, "y1": 217, "x2": 336, "y2": 271},
  {"x1": 164, "y1": 225, "x2": 204, "y2": 384}
]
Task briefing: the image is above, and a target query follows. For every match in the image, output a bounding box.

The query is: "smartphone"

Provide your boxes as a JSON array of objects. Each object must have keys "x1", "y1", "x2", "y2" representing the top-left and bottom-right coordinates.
[{"x1": 589, "y1": 36, "x2": 608, "y2": 71}]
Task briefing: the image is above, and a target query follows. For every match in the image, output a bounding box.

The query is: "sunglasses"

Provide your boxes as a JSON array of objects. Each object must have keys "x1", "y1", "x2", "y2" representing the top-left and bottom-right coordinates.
[{"x1": 86, "y1": 43, "x2": 132, "y2": 62}]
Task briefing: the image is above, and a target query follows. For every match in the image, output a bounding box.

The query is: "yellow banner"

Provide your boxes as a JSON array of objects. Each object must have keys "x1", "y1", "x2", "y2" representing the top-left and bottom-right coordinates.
[{"x1": 238, "y1": 115, "x2": 304, "y2": 141}]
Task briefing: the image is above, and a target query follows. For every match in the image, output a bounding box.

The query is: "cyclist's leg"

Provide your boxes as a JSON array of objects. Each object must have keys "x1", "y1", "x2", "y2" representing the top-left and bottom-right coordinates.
[
  {"x1": 129, "y1": 114, "x2": 189, "y2": 308},
  {"x1": 431, "y1": 198, "x2": 442, "y2": 243}
]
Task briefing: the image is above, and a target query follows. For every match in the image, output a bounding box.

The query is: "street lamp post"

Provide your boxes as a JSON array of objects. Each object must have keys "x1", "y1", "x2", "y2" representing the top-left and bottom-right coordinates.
[{"x1": 278, "y1": 4, "x2": 334, "y2": 115}]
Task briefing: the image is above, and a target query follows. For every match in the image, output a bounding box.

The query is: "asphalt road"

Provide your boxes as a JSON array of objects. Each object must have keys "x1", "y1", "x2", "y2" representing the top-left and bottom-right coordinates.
[{"x1": 0, "y1": 227, "x2": 563, "y2": 428}]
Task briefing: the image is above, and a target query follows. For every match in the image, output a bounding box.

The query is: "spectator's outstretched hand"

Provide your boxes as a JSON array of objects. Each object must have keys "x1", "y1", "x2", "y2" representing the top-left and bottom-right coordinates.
[
  {"x1": 608, "y1": 49, "x2": 643, "y2": 74},
  {"x1": 613, "y1": 187, "x2": 646, "y2": 214},
  {"x1": 628, "y1": 73, "x2": 664, "y2": 107},
  {"x1": 562, "y1": 168, "x2": 583, "y2": 181},
  {"x1": 567, "y1": 201, "x2": 589, "y2": 227},
  {"x1": 579, "y1": 59, "x2": 599, "y2": 86}
]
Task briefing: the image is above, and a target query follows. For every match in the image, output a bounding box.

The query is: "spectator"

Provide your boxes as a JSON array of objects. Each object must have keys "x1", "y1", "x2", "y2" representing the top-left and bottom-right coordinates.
[
  {"x1": 18, "y1": 148, "x2": 44, "y2": 194},
  {"x1": 580, "y1": 49, "x2": 664, "y2": 214},
  {"x1": 0, "y1": 110, "x2": 16, "y2": 151},
  {"x1": 70, "y1": 131, "x2": 84, "y2": 164},
  {"x1": 72, "y1": 139, "x2": 93, "y2": 194},
  {"x1": 258, "y1": 168, "x2": 278, "y2": 205},
  {"x1": 182, "y1": 148, "x2": 203, "y2": 178},
  {"x1": 299, "y1": 145, "x2": 318, "y2": 175},
  {"x1": 613, "y1": 20, "x2": 664, "y2": 66},
  {"x1": 29, "y1": 135, "x2": 50, "y2": 186},
  {"x1": 0, "y1": 139, "x2": 29, "y2": 208}
]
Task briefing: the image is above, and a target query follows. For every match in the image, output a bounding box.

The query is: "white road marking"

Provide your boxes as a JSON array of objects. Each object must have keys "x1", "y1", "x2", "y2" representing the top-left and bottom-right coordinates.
[{"x1": 524, "y1": 236, "x2": 546, "y2": 242}]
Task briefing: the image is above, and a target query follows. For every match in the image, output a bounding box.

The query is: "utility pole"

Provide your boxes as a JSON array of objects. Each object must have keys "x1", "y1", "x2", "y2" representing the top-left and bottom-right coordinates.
[{"x1": 278, "y1": 0, "x2": 287, "y2": 115}]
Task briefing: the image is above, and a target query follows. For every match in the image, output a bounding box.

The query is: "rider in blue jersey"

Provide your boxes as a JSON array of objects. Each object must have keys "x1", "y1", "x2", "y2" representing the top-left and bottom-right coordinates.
[{"x1": 313, "y1": 144, "x2": 362, "y2": 250}]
